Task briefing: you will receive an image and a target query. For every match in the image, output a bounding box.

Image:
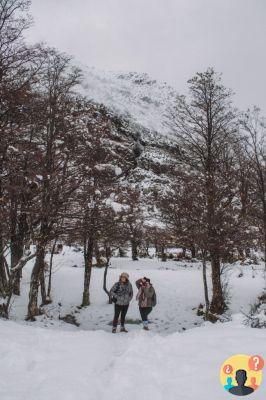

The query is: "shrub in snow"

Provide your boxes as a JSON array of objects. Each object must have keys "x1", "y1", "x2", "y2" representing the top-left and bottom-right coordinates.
[
  {"x1": 245, "y1": 293, "x2": 266, "y2": 328},
  {"x1": 250, "y1": 254, "x2": 259, "y2": 265},
  {"x1": 59, "y1": 314, "x2": 80, "y2": 327}
]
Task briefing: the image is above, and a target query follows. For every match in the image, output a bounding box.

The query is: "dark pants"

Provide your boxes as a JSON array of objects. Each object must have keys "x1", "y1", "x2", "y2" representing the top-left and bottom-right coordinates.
[
  {"x1": 113, "y1": 304, "x2": 129, "y2": 327},
  {"x1": 139, "y1": 307, "x2": 152, "y2": 321}
]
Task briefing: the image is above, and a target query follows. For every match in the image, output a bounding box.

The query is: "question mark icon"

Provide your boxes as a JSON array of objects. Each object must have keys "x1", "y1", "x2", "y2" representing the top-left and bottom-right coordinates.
[
  {"x1": 253, "y1": 356, "x2": 259, "y2": 371},
  {"x1": 248, "y1": 355, "x2": 264, "y2": 371}
]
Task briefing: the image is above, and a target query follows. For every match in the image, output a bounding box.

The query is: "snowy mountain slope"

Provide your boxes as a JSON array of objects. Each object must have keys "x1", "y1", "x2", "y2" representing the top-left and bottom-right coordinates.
[
  {"x1": 80, "y1": 67, "x2": 178, "y2": 137},
  {"x1": 78, "y1": 67, "x2": 182, "y2": 228}
]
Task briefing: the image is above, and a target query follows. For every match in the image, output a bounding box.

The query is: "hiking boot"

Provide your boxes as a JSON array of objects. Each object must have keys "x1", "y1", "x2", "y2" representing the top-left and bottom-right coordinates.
[
  {"x1": 143, "y1": 326, "x2": 149, "y2": 331},
  {"x1": 120, "y1": 327, "x2": 128, "y2": 333},
  {"x1": 112, "y1": 327, "x2": 117, "y2": 333}
]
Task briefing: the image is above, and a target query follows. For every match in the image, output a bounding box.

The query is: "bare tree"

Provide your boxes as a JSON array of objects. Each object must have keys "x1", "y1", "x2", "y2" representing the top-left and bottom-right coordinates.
[
  {"x1": 26, "y1": 50, "x2": 82, "y2": 320},
  {"x1": 241, "y1": 107, "x2": 266, "y2": 271},
  {"x1": 168, "y1": 68, "x2": 239, "y2": 314}
]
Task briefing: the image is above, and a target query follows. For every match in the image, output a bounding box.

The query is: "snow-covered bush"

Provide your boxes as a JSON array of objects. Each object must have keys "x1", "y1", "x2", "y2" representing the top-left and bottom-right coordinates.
[{"x1": 245, "y1": 293, "x2": 266, "y2": 328}]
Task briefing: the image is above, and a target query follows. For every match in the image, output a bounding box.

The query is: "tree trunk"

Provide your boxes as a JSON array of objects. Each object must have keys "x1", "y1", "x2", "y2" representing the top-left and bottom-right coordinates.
[
  {"x1": 82, "y1": 238, "x2": 93, "y2": 307},
  {"x1": 94, "y1": 243, "x2": 102, "y2": 267},
  {"x1": 264, "y1": 212, "x2": 266, "y2": 273},
  {"x1": 11, "y1": 242, "x2": 23, "y2": 295},
  {"x1": 0, "y1": 177, "x2": 7, "y2": 297},
  {"x1": 10, "y1": 209, "x2": 28, "y2": 295},
  {"x1": 131, "y1": 239, "x2": 138, "y2": 261},
  {"x1": 10, "y1": 228, "x2": 24, "y2": 295},
  {"x1": 154, "y1": 238, "x2": 159, "y2": 256},
  {"x1": 10, "y1": 194, "x2": 19, "y2": 294},
  {"x1": 39, "y1": 267, "x2": 47, "y2": 305},
  {"x1": 5, "y1": 252, "x2": 36, "y2": 317},
  {"x1": 47, "y1": 240, "x2": 57, "y2": 300},
  {"x1": 103, "y1": 246, "x2": 112, "y2": 304},
  {"x1": 202, "y1": 252, "x2": 210, "y2": 318},
  {"x1": 0, "y1": 229, "x2": 7, "y2": 298},
  {"x1": 145, "y1": 242, "x2": 150, "y2": 258},
  {"x1": 161, "y1": 245, "x2": 167, "y2": 262},
  {"x1": 245, "y1": 248, "x2": 251, "y2": 258},
  {"x1": 209, "y1": 250, "x2": 226, "y2": 314},
  {"x1": 206, "y1": 163, "x2": 226, "y2": 314},
  {"x1": 27, "y1": 244, "x2": 45, "y2": 320},
  {"x1": 191, "y1": 245, "x2": 196, "y2": 258}
]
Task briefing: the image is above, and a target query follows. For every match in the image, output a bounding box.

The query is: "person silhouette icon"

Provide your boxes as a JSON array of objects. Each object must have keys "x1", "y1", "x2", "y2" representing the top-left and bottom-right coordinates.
[
  {"x1": 224, "y1": 377, "x2": 234, "y2": 391},
  {"x1": 229, "y1": 370, "x2": 254, "y2": 396},
  {"x1": 250, "y1": 377, "x2": 258, "y2": 390}
]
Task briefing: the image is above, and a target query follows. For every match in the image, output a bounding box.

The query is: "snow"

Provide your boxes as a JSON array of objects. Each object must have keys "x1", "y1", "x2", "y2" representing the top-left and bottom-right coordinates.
[
  {"x1": 80, "y1": 68, "x2": 177, "y2": 137},
  {"x1": 1, "y1": 316, "x2": 266, "y2": 400},
  {"x1": 1, "y1": 248, "x2": 266, "y2": 400},
  {"x1": 9, "y1": 248, "x2": 264, "y2": 333}
]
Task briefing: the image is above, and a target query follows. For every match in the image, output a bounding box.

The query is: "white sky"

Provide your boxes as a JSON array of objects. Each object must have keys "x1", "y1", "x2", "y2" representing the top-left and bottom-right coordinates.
[{"x1": 26, "y1": 0, "x2": 266, "y2": 114}]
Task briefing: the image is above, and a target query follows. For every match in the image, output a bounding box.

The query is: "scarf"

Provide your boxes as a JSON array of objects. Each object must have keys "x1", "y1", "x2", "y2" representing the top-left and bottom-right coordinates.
[{"x1": 136, "y1": 286, "x2": 148, "y2": 307}]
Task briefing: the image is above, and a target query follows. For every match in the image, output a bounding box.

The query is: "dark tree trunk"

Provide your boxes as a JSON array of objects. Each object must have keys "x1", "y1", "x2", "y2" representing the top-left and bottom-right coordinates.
[
  {"x1": 0, "y1": 229, "x2": 8, "y2": 298},
  {"x1": 145, "y1": 242, "x2": 150, "y2": 258},
  {"x1": 12, "y1": 210, "x2": 28, "y2": 295},
  {"x1": 118, "y1": 247, "x2": 126, "y2": 257},
  {"x1": 47, "y1": 240, "x2": 57, "y2": 300},
  {"x1": 191, "y1": 245, "x2": 196, "y2": 258},
  {"x1": 82, "y1": 237, "x2": 94, "y2": 307},
  {"x1": 202, "y1": 252, "x2": 210, "y2": 318},
  {"x1": 154, "y1": 239, "x2": 159, "y2": 256},
  {"x1": 39, "y1": 267, "x2": 47, "y2": 306},
  {"x1": 182, "y1": 247, "x2": 186, "y2": 258},
  {"x1": 131, "y1": 239, "x2": 138, "y2": 261},
  {"x1": 161, "y1": 245, "x2": 167, "y2": 262},
  {"x1": 10, "y1": 230, "x2": 24, "y2": 296},
  {"x1": 94, "y1": 243, "x2": 102, "y2": 267},
  {"x1": 10, "y1": 194, "x2": 20, "y2": 295},
  {"x1": 206, "y1": 166, "x2": 226, "y2": 314},
  {"x1": 209, "y1": 251, "x2": 226, "y2": 314},
  {"x1": 103, "y1": 246, "x2": 112, "y2": 304},
  {"x1": 264, "y1": 211, "x2": 266, "y2": 274},
  {"x1": 245, "y1": 248, "x2": 251, "y2": 258},
  {"x1": 238, "y1": 248, "x2": 245, "y2": 260},
  {"x1": 5, "y1": 252, "x2": 36, "y2": 317},
  {"x1": 10, "y1": 194, "x2": 28, "y2": 296},
  {"x1": 0, "y1": 178, "x2": 7, "y2": 297},
  {"x1": 27, "y1": 244, "x2": 46, "y2": 320},
  {"x1": 11, "y1": 242, "x2": 23, "y2": 295}
]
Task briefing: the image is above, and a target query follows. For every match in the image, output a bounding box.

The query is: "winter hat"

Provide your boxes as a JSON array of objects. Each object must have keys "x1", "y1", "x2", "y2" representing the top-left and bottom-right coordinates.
[{"x1": 120, "y1": 272, "x2": 129, "y2": 280}]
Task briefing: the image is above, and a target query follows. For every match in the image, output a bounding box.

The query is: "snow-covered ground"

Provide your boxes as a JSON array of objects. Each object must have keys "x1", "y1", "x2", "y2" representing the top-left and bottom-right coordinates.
[
  {"x1": 9, "y1": 247, "x2": 264, "y2": 333},
  {"x1": 1, "y1": 317, "x2": 266, "y2": 400},
  {"x1": 1, "y1": 247, "x2": 266, "y2": 399}
]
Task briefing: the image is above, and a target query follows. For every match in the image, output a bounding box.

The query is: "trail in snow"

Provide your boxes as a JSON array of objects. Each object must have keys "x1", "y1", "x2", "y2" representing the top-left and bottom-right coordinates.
[{"x1": 1, "y1": 317, "x2": 266, "y2": 400}]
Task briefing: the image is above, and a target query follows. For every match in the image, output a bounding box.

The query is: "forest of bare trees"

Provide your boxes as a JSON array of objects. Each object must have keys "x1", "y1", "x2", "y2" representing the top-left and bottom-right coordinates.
[{"x1": 1, "y1": 0, "x2": 266, "y2": 323}]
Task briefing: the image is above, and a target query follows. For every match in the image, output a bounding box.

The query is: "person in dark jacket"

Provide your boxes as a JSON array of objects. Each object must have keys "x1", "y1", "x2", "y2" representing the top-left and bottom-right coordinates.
[
  {"x1": 136, "y1": 277, "x2": 156, "y2": 330},
  {"x1": 110, "y1": 272, "x2": 133, "y2": 333}
]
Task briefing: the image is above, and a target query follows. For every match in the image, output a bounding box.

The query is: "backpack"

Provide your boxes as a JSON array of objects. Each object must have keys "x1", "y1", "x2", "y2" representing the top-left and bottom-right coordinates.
[{"x1": 151, "y1": 291, "x2": 157, "y2": 307}]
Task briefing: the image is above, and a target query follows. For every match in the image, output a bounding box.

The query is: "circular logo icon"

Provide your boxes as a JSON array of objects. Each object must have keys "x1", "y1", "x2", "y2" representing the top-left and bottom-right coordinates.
[{"x1": 220, "y1": 354, "x2": 264, "y2": 396}]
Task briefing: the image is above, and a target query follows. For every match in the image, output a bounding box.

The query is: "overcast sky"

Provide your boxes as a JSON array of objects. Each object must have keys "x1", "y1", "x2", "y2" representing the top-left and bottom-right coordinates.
[{"x1": 26, "y1": 0, "x2": 266, "y2": 114}]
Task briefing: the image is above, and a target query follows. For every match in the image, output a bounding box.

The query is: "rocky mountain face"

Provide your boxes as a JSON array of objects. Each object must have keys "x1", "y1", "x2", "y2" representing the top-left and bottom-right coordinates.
[{"x1": 79, "y1": 68, "x2": 183, "y2": 230}]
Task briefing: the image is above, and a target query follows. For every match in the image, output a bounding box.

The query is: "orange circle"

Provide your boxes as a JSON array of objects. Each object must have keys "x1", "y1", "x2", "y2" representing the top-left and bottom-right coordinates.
[
  {"x1": 249, "y1": 355, "x2": 264, "y2": 371},
  {"x1": 223, "y1": 364, "x2": 233, "y2": 375}
]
